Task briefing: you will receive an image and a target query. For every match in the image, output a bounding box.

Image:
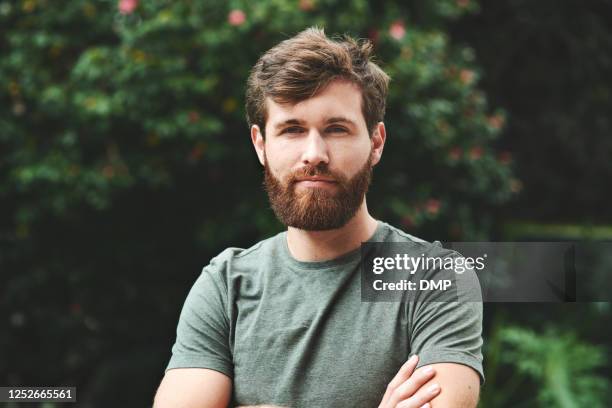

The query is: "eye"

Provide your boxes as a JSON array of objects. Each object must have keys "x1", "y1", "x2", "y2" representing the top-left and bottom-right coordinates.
[
  {"x1": 282, "y1": 126, "x2": 304, "y2": 134},
  {"x1": 327, "y1": 126, "x2": 348, "y2": 133}
]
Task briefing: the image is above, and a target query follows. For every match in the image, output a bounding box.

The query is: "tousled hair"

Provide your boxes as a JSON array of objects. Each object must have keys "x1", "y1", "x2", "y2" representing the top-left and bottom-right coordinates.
[{"x1": 245, "y1": 27, "x2": 390, "y2": 137}]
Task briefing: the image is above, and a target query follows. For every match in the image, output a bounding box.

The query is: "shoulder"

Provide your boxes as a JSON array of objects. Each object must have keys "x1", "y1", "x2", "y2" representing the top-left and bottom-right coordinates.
[
  {"x1": 381, "y1": 221, "x2": 455, "y2": 257},
  {"x1": 203, "y1": 231, "x2": 284, "y2": 276},
  {"x1": 382, "y1": 222, "x2": 431, "y2": 244},
  {"x1": 384, "y1": 223, "x2": 483, "y2": 302},
  {"x1": 188, "y1": 233, "x2": 283, "y2": 300}
]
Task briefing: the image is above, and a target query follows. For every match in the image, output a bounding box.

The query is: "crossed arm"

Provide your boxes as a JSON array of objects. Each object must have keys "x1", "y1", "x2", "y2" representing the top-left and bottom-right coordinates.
[{"x1": 153, "y1": 356, "x2": 480, "y2": 408}]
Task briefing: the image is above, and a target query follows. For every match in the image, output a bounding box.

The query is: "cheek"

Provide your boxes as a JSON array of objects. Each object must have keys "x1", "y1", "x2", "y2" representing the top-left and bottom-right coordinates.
[
  {"x1": 265, "y1": 153, "x2": 291, "y2": 180},
  {"x1": 334, "y1": 144, "x2": 371, "y2": 172},
  {"x1": 266, "y1": 144, "x2": 300, "y2": 171}
]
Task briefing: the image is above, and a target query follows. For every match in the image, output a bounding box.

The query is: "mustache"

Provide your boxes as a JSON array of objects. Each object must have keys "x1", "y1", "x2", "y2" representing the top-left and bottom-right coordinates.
[{"x1": 288, "y1": 164, "x2": 342, "y2": 183}]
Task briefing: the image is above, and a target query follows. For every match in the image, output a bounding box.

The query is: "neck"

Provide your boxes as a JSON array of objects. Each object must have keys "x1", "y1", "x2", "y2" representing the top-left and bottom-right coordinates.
[{"x1": 286, "y1": 200, "x2": 379, "y2": 262}]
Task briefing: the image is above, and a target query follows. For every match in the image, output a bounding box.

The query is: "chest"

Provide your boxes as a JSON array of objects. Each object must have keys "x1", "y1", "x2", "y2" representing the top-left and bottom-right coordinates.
[{"x1": 229, "y1": 270, "x2": 412, "y2": 407}]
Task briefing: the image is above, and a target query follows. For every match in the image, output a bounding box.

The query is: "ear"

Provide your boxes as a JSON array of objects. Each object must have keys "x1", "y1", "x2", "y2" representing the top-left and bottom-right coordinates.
[
  {"x1": 370, "y1": 122, "x2": 386, "y2": 166},
  {"x1": 251, "y1": 125, "x2": 265, "y2": 166}
]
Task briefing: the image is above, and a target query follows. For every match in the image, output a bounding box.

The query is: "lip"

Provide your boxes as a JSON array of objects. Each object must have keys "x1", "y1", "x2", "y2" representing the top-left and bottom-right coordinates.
[
  {"x1": 296, "y1": 177, "x2": 337, "y2": 182},
  {"x1": 295, "y1": 178, "x2": 338, "y2": 188}
]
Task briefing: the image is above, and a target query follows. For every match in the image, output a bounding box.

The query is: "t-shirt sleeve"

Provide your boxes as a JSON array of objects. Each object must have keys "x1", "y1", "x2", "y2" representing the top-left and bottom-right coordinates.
[
  {"x1": 408, "y1": 250, "x2": 485, "y2": 385},
  {"x1": 165, "y1": 261, "x2": 233, "y2": 378}
]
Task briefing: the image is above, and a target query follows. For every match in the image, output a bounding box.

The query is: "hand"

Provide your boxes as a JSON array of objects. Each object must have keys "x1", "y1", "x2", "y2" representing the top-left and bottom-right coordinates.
[{"x1": 378, "y1": 355, "x2": 440, "y2": 408}]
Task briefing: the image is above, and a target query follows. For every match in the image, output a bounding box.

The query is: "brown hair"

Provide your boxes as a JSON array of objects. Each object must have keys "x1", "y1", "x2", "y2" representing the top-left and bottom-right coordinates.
[{"x1": 245, "y1": 27, "x2": 390, "y2": 137}]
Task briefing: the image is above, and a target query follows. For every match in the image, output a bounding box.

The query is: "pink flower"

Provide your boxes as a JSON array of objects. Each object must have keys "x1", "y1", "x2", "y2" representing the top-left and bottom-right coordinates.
[
  {"x1": 389, "y1": 21, "x2": 406, "y2": 40},
  {"x1": 228, "y1": 9, "x2": 246, "y2": 26},
  {"x1": 459, "y1": 69, "x2": 475, "y2": 85},
  {"x1": 510, "y1": 178, "x2": 523, "y2": 193},
  {"x1": 118, "y1": 0, "x2": 138, "y2": 15},
  {"x1": 487, "y1": 114, "x2": 505, "y2": 130},
  {"x1": 299, "y1": 0, "x2": 315, "y2": 11}
]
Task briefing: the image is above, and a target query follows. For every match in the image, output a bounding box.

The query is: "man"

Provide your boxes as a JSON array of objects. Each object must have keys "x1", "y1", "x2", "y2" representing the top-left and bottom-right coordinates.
[{"x1": 154, "y1": 27, "x2": 483, "y2": 408}]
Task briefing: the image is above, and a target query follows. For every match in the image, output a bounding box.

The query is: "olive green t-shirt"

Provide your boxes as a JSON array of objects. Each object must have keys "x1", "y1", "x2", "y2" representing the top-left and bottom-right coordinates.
[{"x1": 166, "y1": 221, "x2": 484, "y2": 407}]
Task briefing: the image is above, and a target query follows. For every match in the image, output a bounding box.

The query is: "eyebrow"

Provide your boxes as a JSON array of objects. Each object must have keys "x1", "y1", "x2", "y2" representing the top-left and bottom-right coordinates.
[{"x1": 273, "y1": 116, "x2": 358, "y2": 130}]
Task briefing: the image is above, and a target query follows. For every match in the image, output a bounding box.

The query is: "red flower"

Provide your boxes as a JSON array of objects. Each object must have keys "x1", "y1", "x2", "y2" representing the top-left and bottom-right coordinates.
[
  {"x1": 188, "y1": 143, "x2": 206, "y2": 162},
  {"x1": 188, "y1": 111, "x2": 200, "y2": 123},
  {"x1": 449, "y1": 147, "x2": 462, "y2": 161},
  {"x1": 469, "y1": 146, "x2": 483, "y2": 160},
  {"x1": 118, "y1": 0, "x2": 138, "y2": 15},
  {"x1": 389, "y1": 21, "x2": 406, "y2": 40},
  {"x1": 463, "y1": 108, "x2": 475, "y2": 118},
  {"x1": 449, "y1": 223, "x2": 462, "y2": 238},
  {"x1": 457, "y1": 0, "x2": 470, "y2": 8},
  {"x1": 401, "y1": 215, "x2": 414, "y2": 228},
  {"x1": 425, "y1": 199, "x2": 441, "y2": 216},
  {"x1": 102, "y1": 165, "x2": 114, "y2": 178},
  {"x1": 228, "y1": 9, "x2": 246, "y2": 26},
  {"x1": 498, "y1": 151, "x2": 512, "y2": 165},
  {"x1": 368, "y1": 28, "x2": 380, "y2": 44},
  {"x1": 70, "y1": 303, "x2": 82, "y2": 314}
]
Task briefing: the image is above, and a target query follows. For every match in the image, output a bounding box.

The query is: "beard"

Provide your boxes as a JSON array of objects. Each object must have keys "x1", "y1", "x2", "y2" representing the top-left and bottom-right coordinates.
[{"x1": 263, "y1": 151, "x2": 373, "y2": 231}]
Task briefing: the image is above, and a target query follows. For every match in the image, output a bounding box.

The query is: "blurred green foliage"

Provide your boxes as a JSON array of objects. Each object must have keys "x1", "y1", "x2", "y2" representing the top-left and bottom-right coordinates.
[
  {"x1": 482, "y1": 321, "x2": 609, "y2": 408},
  {"x1": 0, "y1": 0, "x2": 609, "y2": 407},
  {"x1": 452, "y1": 0, "x2": 612, "y2": 223},
  {"x1": 0, "y1": 0, "x2": 515, "y2": 241}
]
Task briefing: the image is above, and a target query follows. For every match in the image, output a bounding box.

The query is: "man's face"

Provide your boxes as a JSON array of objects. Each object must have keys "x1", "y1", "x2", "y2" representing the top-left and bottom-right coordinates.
[{"x1": 251, "y1": 80, "x2": 385, "y2": 231}]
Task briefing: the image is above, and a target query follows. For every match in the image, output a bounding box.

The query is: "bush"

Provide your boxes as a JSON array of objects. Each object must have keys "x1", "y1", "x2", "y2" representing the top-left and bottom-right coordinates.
[{"x1": 1, "y1": 1, "x2": 516, "y2": 406}]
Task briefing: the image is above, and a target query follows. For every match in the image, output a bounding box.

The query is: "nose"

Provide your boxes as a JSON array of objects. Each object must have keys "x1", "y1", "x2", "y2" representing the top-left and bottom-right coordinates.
[{"x1": 301, "y1": 129, "x2": 329, "y2": 167}]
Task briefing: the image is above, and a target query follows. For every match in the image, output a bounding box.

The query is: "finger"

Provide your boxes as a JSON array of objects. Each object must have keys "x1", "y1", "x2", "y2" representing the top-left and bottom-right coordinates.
[
  {"x1": 387, "y1": 366, "x2": 436, "y2": 407},
  {"x1": 396, "y1": 383, "x2": 440, "y2": 408},
  {"x1": 388, "y1": 355, "x2": 419, "y2": 391},
  {"x1": 380, "y1": 355, "x2": 419, "y2": 407},
  {"x1": 380, "y1": 355, "x2": 419, "y2": 406}
]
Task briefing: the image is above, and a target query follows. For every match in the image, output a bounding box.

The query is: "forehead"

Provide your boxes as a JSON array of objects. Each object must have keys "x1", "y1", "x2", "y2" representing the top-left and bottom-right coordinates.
[{"x1": 265, "y1": 80, "x2": 366, "y2": 129}]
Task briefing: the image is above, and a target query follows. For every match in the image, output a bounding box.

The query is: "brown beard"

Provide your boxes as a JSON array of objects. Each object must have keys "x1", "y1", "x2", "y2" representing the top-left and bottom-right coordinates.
[{"x1": 263, "y1": 151, "x2": 373, "y2": 231}]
